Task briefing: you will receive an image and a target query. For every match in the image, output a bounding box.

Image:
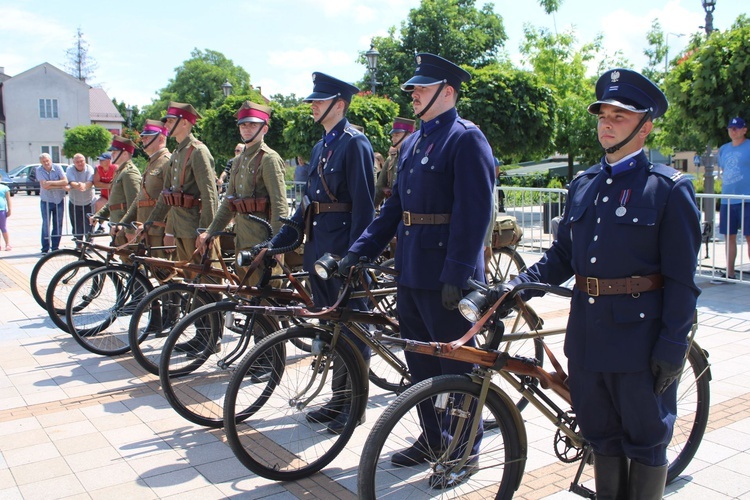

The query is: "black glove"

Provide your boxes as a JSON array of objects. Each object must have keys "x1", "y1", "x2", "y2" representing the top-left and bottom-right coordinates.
[
  {"x1": 651, "y1": 357, "x2": 683, "y2": 395},
  {"x1": 338, "y1": 252, "x2": 360, "y2": 277},
  {"x1": 488, "y1": 282, "x2": 515, "y2": 318},
  {"x1": 442, "y1": 283, "x2": 463, "y2": 310}
]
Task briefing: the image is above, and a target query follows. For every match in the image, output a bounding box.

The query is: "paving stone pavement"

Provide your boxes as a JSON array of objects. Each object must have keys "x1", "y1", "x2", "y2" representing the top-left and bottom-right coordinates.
[{"x1": 1, "y1": 194, "x2": 750, "y2": 499}]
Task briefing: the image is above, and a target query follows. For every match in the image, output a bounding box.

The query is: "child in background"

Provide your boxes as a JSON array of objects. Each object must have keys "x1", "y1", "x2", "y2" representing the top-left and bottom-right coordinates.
[{"x1": 0, "y1": 182, "x2": 11, "y2": 250}]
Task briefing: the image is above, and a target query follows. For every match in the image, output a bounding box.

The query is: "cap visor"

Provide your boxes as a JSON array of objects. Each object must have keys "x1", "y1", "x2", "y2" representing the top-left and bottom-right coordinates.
[
  {"x1": 400, "y1": 76, "x2": 443, "y2": 91},
  {"x1": 303, "y1": 92, "x2": 338, "y2": 103},
  {"x1": 139, "y1": 131, "x2": 160, "y2": 136},
  {"x1": 237, "y1": 117, "x2": 266, "y2": 125},
  {"x1": 588, "y1": 99, "x2": 648, "y2": 115}
]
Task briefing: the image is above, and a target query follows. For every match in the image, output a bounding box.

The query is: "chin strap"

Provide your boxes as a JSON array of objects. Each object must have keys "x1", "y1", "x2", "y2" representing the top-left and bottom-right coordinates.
[
  {"x1": 414, "y1": 81, "x2": 447, "y2": 119},
  {"x1": 141, "y1": 134, "x2": 159, "y2": 151},
  {"x1": 112, "y1": 150, "x2": 124, "y2": 165},
  {"x1": 242, "y1": 125, "x2": 265, "y2": 145},
  {"x1": 167, "y1": 116, "x2": 182, "y2": 139},
  {"x1": 605, "y1": 111, "x2": 651, "y2": 154},
  {"x1": 314, "y1": 97, "x2": 339, "y2": 124},
  {"x1": 391, "y1": 133, "x2": 408, "y2": 149}
]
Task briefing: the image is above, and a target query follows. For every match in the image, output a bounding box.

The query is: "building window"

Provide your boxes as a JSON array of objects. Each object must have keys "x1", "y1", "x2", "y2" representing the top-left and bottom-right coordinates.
[
  {"x1": 39, "y1": 98, "x2": 59, "y2": 119},
  {"x1": 41, "y1": 146, "x2": 61, "y2": 163}
]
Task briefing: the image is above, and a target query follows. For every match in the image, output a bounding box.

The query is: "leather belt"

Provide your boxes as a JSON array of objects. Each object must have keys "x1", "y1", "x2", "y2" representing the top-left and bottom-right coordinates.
[
  {"x1": 402, "y1": 212, "x2": 451, "y2": 226},
  {"x1": 311, "y1": 201, "x2": 352, "y2": 214},
  {"x1": 575, "y1": 274, "x2": 664, "y2": 297},
  {"x1": 109, "y1": 202, "x2": 127, "y2": 211},
  {"x1": 138, "y1": 200, "x2": 157, "y2": 207}
]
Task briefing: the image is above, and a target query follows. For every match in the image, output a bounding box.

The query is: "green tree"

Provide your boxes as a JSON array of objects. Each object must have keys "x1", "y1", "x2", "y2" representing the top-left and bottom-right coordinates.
[
  {"x1": 142, "y1": 49, "x2": 252, "y2": 120},
  {"x1": 63, "y1": 125, "x2": 112, "y2": 161},
  {"x1": 348, "y1": 94, "x2": 400, "y2": 155},
  {"x1": 270, "y1": 93, "x2": 303, "y2": 108},
  {"x1": 459, "y1": 64, "x2": 556, "y2": 162},
  {"x1": 521, "y1": 25, "x2": 602, "y2": 177},
  {"x1": 363, "y1": 0, "x2": 507, "y2": 115},
  {"x1": 642, "y1": 19, "x2": 667, "y2": 85},
  {"x1": 663, "y1": 15, "x2": 750, "y2": 151},
  {"x1": 281, "y1": 104, "x2": 318, "y2": 160}
]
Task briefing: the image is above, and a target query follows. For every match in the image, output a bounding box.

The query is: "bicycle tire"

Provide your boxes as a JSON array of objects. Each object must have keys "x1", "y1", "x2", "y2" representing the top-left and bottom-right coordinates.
[
  {"x1": 486, "y1": 247, "x2": 526, "y2": 285},
  {"x1": 358, "y1": 374, "x2": 525, "y2": 499},
  {"x1": 666, "y1": 341, "x2": 711, "y2": 483},
  {"x1": 159, "y1": 300, "x2": 279, "y2": 428},
  {"x1": 31, "y1": 249, "x2": 87, "y2": 310},
  {"x1": 367, "y1": 330, "x2": 411, "y2": 394},
  {"x1": 224, "y1": 325, "x2": 367, "y2": 480},
  {"x1": 128, "y1": 283, "x2": 215, "y2": 375},
  {"x1": 44, "y1": 259, "x2": 103, "y2": 332},
  {"x1": 65, "y1": 266, "x2": 153, "y2": 355}
]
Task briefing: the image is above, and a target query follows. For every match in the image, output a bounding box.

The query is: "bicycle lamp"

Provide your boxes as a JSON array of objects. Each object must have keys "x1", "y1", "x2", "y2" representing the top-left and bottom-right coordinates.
[
  {"x1": 459, "y1": 290, "x2": 489, "y2": 323},
  {"x1": 236, "y1": 250, "x2": 254, "y2": 267},
  {"x1": 314, "y1": 253, "x2": 338, "y2": 280}
]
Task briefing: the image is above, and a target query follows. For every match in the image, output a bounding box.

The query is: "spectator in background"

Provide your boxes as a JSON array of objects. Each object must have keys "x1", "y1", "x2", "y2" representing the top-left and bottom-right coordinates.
[
  {"x1": 0, "y1": 178, "x2": 11, "y2": 251},
  {"x1": 66, "y1": 153, "x2": 95, "y2": 246},
  {"x1": 374, "y1": 117, "x2": 415, "y2": 208},
  {"x1": 94, "y1": 152, "x2": 116, "y2": 213},
  {"x1": 217, "y1": 143, "x2": 244, "y2": 190},
  {"x1": 716, "y1": 117, "x2": 750, "y2": 281},
  {"x1": 373, "y1": 152, "x2": 385, "y2": 177},
  {"x1": 294, "y1": 155, "x2": 309, "y2": 184},
  {"x1": 37, "y1": 152, "x2": 68, "y2": 254}
]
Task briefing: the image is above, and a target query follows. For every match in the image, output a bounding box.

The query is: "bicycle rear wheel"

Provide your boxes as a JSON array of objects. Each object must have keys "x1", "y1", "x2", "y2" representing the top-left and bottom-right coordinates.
[
  {"x1": 128, "y1": 283, "x2": 215, "y2": 375},
  {"x1": 358, "y1": 374, "x2": 525, "y2": 499},
  {"x1": 224, "y1": 326, "x2": 367, "y2": 480},
  {"x1": 65, "y1": 266, "x2": 153, "y2": 355},
  {"x1": 666, "y1": 341, "x2": 711, "y2": 483},
  {"x1": 159, "y1": 300, "x2": 278, "y2": 428},
  {"x1": 30, "y1": 249, "x2": 84, "y2": 310},
  {"x1": 45, "y1": 259, "x2": 103, "y2": 332}
]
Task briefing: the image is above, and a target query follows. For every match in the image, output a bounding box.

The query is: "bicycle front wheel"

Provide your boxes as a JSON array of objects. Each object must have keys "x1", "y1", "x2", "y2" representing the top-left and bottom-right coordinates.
[
  {"x1": 224, "y1": 326, "x2": 367, "y2": 480},
  {"x1": 358, "y1": 374, "x2": 525, "y2": 499},
  {"x1": 30, "y1": 249, "x2": 84, "y2": 310},
  {"x1": 128, "y1": 283, "x2": 216, "y2": 375},
  {"x1": 667, "y1": 341, "x2": 711, "y2": 483},
  {"x1": 65, "y1": 266, "x2": 153, "y2": 355},
  {"x1": 159, "y1": 301, "x2": 278, "y2": 428},
  {"x1": 45, "y1": 259, "x2": 103, "y2": 332}
]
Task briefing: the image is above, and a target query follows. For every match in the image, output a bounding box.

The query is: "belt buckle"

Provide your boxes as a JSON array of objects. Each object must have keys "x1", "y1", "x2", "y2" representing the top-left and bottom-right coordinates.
[
  {"x1": 586, "y1": 277, "x2": 600, "y2": 297},
  {"x1": 403, "y1": 211, "x2": 411, "y2": 226},
  {"x1": 312, "y1": 201, "x2": 320, "y2": 215}
]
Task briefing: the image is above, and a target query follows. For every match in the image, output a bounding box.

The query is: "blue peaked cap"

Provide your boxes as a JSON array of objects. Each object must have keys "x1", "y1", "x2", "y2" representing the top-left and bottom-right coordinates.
[
  {"x1": 401, "y1": 53, "x2": 471, "y2": 91},
  {"x1": 588, "y1": 68, "x2": 668, "y2": 119},
  {"x1": 304, "y1": 72, "x2": 359, "y2": 102}
]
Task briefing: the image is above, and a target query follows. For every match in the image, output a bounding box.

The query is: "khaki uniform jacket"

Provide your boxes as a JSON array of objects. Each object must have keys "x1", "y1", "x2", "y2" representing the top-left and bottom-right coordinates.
[
  {"x1": 208, "y1": 141, "x2": 289, "y2": 250},
  {"x1": 95, "y1": 160, "x2": 141, "y2": 224},
  {"x1": 148, "y1": 133, "x2": 218, "y2": 239},
  {"x1": 374, "y1": 150, "x2": 399, "y2": 207},
  {"x1": 122, "y1": 148, "x2": 171, "y2": 236}
]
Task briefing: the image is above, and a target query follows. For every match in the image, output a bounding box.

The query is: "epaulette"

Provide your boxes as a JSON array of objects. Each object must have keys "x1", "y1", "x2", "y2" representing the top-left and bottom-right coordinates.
[
  {"x1": 343, "y1": 126, "x2": 360, "y2": 137},
  {"x1": 649, "y1": 163, "x2": 682, "y2": 183},
  {"x1": 456, "y1": 118, "x2": 478, "y2": 130}
]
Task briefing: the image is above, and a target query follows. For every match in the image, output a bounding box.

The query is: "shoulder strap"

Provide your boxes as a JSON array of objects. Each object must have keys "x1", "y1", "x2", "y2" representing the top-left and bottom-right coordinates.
[
  {"x1": 316, "y1": 149, "x2": 337, "y2": 203},
  {"x1": 178, "y1": 145, "x2": 196, "y2": 192},
  {"x1": 250, "y1": 150, "x2": 266, "y2": 197}
]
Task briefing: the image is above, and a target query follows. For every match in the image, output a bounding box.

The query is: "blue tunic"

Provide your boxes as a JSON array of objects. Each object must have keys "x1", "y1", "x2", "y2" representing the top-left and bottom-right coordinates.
[
  {"x1": 513, "y1": 151, "x2": 701, "y2": 372},
  {"x1": 350, "y1": 107, "x2": 495, "y2": 290}
]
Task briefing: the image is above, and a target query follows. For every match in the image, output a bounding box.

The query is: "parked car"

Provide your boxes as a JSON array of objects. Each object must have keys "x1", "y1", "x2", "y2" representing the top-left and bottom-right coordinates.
[
  {"x1": 0, "y1": 171, "x2": 19, "y2": 196},
  {"x1": 9, "y1": 163, "x2": 65, "y2": 195}
]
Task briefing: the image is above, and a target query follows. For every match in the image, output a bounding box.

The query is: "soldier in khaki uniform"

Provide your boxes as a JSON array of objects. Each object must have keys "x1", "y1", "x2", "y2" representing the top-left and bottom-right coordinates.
[
  {"x1": 145, "y1": 102, "x2": 218, "y2": 268},
  {"x1": 121, "y1": 120, "x2": 171, "y2": 255},
  {"x1": 374, "y1": 117, "x2": 415, "y2": 208},
  {"x1": 198, "y1": 101, "x2": 289, "y2": 283},
  {"x1": 93, "y1": 136, "x2": 141, "y2": 246}
]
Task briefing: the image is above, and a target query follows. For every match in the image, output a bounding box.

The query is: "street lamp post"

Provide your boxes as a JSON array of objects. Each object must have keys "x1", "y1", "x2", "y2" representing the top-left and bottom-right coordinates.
[
  {"x1": 125, "y1": 106, "x2": 132, "y2": 129},
  {"x1": 664, "y1": 32, "x2": 685, "y2": 75},
  {"x1": 222, "y1": 79, "x2": 233, "y2": 98},
  {"x1": 702, "y1": 0, "x2": 717, "y2": 237},
  {"x1": 365, "y1": 43, "x2": 380, "y2": 94}
]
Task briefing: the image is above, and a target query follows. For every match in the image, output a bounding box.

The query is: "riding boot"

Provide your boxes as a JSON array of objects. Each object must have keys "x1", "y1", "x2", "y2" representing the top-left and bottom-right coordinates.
[
  {"x1": 306, "y1": 357, "x2": 350, "y2": 426},
  {"x1": 326, "y1": 358, "x2": 368, "y2": 434},
  {"x1": 594, "y1": 454, "x2": 629, "y2": 500},
  {"x1": 627, "y1": 461, "x2": 667, "y2": 500},
  {"x1": 174, "y1": 310, "x2": 221, "y2": 357}
]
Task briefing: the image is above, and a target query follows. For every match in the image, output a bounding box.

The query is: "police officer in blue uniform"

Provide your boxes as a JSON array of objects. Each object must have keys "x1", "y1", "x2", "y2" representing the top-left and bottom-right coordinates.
[
  {"x1": 499, "y1": 69, "x2": 701, "y2": 499},
  {"x1": 341, "y1": 53, "x2": 495, "y2": 487},
  {"x1": 270, "y1": 72, "x2": 375, "y2": 434}
]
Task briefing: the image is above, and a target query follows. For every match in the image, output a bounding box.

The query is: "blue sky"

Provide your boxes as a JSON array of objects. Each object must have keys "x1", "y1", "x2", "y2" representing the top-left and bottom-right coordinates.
[{"x1": 0, "y1": 0, "x2": 745, "y2": 108}]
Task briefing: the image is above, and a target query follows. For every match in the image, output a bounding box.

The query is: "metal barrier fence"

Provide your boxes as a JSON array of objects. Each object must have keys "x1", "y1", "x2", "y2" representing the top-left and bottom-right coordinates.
[{"x1": 499, "y1": 186, "x2": 750, "y2": 285}]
